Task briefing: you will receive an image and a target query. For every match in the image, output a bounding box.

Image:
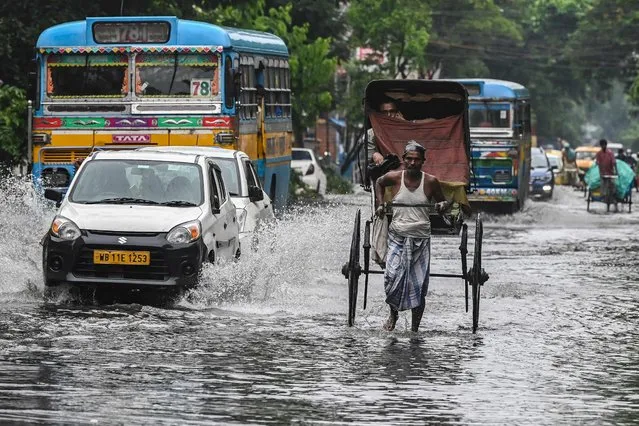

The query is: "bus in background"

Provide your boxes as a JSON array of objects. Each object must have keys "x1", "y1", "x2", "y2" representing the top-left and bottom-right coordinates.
[
  {"x1": 30, "y1": 16, "x2": 292, "y2": 209},
  {"x1": 452, "y1": 78, "x2": 532, "y2": 213}
]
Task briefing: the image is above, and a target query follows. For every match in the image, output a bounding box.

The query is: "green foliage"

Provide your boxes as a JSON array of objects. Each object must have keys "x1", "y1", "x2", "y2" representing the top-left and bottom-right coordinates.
[
  {"x1": 348, "y1": 0, "x2": 432, "y2": 78},
  {"x1": 324, "y1": 167, "x2": 354, "y2": 194},
  {"x1": 0, "y1": 85, "x2": 27, "y2": 165},
  {"x1": 288, "y1": 168, "x2": 321, "y2": 204},
  {"x1": 195, "y1": 0, "x2": 336, "y2": 143},
  {"x1": 426, "y1": 0, "x2": 523, "y2": 78}
]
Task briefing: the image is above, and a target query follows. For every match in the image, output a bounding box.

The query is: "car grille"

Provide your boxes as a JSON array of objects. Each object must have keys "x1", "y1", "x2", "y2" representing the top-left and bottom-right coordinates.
[
  {"x1": 73, "y1": 246, "x2": 169, "y2": 281},
  {"x1": 493, "y1": 170, "x2": 512, "y2": 183}
]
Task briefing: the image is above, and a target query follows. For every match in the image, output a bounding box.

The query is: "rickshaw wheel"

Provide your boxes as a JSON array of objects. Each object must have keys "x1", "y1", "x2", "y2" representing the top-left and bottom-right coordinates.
[
  {"x1": 347, "y1": 209, "x2": 362, "y2": 327},
  {"x1": 586, "y1": 190, "x2": 591, "y2": 212},
  {"x1": 459, "y1": 223, "x2": 469, "y2": 313},
  {"x1": 362, "y1": 220, "x2": 371, "y2": 310},
  {"x1": 629, "y1": 190, "x2": 632, "y2": 213},
  {"x1": 471, "y1": 214, "x2": 484, "y2": 334}
]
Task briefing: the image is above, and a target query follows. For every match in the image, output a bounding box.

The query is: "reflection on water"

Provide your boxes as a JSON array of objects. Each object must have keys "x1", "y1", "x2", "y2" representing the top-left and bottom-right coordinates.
[{"x1": 0, "y1": 185, "x2": 639, "y2": 423}]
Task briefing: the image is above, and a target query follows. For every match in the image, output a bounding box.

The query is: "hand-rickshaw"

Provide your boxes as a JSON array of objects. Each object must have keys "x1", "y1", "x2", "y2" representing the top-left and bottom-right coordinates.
[{"x1": 342, "y1": 80, "x2": 489, "y2": 333}]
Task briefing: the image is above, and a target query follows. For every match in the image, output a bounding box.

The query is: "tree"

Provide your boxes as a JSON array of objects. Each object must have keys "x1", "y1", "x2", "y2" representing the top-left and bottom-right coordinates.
[
  {"x1": 0, "y1": 85, "x2": 28, "y2": 166},
  {"x1": 426, "y1": 0, "x2": 523, "y2": 79},
  {"x1": 195, "y1": 0, "x2": 337, "y2": 143},
  {"x1": 567, "y1": 0, "x2": 639, "y2": 93},
  {"x1": 347, "y1": 0, "x2": 432, "y2": 79}
]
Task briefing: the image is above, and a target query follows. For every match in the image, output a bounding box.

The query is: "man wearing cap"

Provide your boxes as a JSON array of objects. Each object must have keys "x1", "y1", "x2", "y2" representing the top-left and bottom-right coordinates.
[{"x1": 374, "y1": 141, "x2": 450, "y2": 332}]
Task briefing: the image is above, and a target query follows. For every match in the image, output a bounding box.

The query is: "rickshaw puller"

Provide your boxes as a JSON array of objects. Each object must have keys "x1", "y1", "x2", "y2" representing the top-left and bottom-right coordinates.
[{"x1": 374, "y1": 141, "x2": 449, "y2": 332}]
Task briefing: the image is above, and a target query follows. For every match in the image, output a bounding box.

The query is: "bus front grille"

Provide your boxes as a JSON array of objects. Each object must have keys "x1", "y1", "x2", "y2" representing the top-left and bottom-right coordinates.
[{"x1": 41, "y1": 149, "x2": 92, "y2": 164}]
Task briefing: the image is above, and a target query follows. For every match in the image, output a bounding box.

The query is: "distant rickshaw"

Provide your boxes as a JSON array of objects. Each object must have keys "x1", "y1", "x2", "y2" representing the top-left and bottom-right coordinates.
[{"x1": 585, "y1": 160, "x2": 635, "y2": 212}]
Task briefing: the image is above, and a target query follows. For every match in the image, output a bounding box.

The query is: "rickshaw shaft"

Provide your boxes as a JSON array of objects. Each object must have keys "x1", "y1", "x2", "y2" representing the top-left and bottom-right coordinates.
[{"x1": 362, "y1": 269, "x2": 466, "y2": 279}]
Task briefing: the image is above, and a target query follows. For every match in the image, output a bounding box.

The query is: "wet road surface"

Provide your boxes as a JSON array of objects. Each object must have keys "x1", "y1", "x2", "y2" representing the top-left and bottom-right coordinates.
[{"x1": 1, "y1": 179, "x2": 639, "y2": 424}]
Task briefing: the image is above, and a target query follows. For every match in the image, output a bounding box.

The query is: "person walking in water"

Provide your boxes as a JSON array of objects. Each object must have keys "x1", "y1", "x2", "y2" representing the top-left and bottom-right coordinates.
[
  {"x1": 374, "y1": 141, "x2": 450, "y2": 332},
  {"x1": 595, "y1": 138, "x2": 617, "y2": 211}
]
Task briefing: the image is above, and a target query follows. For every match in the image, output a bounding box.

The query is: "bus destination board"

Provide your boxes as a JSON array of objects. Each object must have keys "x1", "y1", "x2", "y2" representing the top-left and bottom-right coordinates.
[{"x1": 93, "y1": 22, "x2": 170, "y2": 44}]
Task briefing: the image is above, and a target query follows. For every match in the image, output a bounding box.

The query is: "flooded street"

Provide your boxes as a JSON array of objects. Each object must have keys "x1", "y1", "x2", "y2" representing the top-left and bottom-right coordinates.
[{"x1": 1, "y1": 180, "x2": 639, "y2": 424}]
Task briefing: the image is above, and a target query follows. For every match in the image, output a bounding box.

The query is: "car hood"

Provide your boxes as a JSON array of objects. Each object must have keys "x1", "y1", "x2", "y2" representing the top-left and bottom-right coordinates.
[{"x1": 59, "y1": 203, "x2": 203, "y2": 232}]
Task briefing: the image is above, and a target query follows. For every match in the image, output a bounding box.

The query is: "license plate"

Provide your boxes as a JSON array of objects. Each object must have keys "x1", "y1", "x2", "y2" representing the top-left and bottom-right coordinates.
[{"x1": 93, "y1": 250, "x2": 150, "y2": 265}]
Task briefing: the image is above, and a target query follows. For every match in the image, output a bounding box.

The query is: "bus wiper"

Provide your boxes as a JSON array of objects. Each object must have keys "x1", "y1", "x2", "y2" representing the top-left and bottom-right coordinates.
[
  {"x1": 85, "y1": 197, "x2": 160, "y2": 205},
  {"x1": 167, "y1": 52, "x2": 178, "y2": 95},
  {"x1": 160, "y1": 200, "x2": 197, "y2": 207}
]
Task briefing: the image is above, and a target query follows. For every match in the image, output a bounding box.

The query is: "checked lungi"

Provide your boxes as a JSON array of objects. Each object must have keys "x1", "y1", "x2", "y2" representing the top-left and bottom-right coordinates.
[{"x1": 384, "y1": 230, "x2": 431, "y2": 311}]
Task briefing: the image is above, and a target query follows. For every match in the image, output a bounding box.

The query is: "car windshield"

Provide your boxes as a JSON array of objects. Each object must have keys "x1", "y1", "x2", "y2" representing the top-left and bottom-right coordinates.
[
  {"x1": 547, "y1": 156, "x2": 561, "y2": 168},
  {"x1": 469, "y1": 103, "x2": 510, "y2": 128},
  {"x1": 576, "y1": 151, "x2": 596, "y2": 160},
  {"x1": 212, "y1": 158, "x2": 240, "y2": 196},
  {"x1": 70, "y1": 159, "x2": 203, "y2": 205},
  {"x1": 531, "y1": 154, "x2": 549, "y2": 169},
  {"x1": 292, "y1": 150, "x2": 312, "y2": 161}
]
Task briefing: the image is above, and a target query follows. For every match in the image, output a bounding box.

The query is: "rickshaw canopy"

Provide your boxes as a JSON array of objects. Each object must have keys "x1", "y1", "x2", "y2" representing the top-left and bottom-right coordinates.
[{"x1": 365, "y1": 80, "x2": 471, "y2": 185}]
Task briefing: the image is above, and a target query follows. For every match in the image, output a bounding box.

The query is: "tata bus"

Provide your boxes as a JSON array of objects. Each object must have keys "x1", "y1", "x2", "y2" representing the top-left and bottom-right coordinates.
[
  {"x1": 30, "y1": 16, "x2": 292, "y2": 209},
  {"x1": 452, "y1": 79, "x2": 532, "y2": 212}
]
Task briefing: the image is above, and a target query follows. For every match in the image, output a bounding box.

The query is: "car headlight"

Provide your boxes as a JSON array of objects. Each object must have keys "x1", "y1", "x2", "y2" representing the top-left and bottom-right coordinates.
[
  {"x1": 51, "y1": 216, "x2": 81, "y2": 240},
  {"x1": 236, "y1": 208, "x2": 248, "y2": 232},
  {"x1": 166, "y1": 220, "x2": 201, "y2": 244}
]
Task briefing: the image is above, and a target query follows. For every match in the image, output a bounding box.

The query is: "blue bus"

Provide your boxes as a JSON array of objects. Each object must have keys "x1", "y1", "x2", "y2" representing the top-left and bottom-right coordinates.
[
  {"x1": 452, "y1": 79, "x2": 532, "y2": 212},
  {"x1": 30, "y1": 16, "x2": 292, "y2": 209}
]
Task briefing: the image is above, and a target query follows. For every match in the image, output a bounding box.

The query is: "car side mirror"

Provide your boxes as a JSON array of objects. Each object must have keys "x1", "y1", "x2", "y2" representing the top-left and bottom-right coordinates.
[
  {"x1": 211, "y1": 194, "x2": 221, "y2": 214},
  {"x1": 248, "y1": 185, "x2": 264, "y2": 202},
  {"x1": 551, "y1": 165, "x2": 558, "y2": 171},
  {"x1": 44, "y1": 188, "x2": 63, "y2": 207}
]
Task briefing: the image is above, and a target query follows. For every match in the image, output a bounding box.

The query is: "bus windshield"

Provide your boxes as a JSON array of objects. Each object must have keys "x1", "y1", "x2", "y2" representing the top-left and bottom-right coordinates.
[
  {"x1": 469, "y1": 103, "x2": 511, "y2": 128},
  {"x1": 47, "y1": 54, "x2": 128, "y2": 98},
  {"x1": 135, "y1": 53, "x2": 220, "y2": 98}
]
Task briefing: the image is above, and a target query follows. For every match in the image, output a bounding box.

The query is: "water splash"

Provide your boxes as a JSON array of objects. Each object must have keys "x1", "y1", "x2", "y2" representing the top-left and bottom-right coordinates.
[
  {"x1": 0, "y1": 175, "x2": 55, "y2": 299},
  {"x1": 184, "y1": 197, "x2": 362, "y2": 315}
]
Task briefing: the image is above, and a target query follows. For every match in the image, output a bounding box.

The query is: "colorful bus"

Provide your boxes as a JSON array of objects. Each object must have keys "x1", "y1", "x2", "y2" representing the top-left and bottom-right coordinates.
[
  {"x1": 30, "y1": 16, "x2": 292, "y2": 209},
  {"x1": 452, "y1": 79, "x2": 532, "y2": 212}
]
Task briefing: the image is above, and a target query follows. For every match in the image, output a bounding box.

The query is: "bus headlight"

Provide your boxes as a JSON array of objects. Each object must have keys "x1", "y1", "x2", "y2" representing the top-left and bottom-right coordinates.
[{"x1": 51, "y1": 216, "x2": 81, "y2": 240}]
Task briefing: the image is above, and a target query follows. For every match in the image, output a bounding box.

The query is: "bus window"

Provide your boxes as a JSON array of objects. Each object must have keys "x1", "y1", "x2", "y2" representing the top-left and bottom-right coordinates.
[
  {"x1": 135, "y1": 53, "x2": 219, "y2": 98},
  {"x1": 469, "y1": 103, "x2": 510, "y2": 128},
  {"x1": 224, "y1": 56, "x2": 235, "y2": 109},
  {"x1": 46, "y1": 54, "x2": 128, "y2": 98}
]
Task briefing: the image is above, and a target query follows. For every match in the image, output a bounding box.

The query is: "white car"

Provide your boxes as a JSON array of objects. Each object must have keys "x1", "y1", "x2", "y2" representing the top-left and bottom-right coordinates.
[
  {"x1": 42, "y1": 150, "x2": 240, "y2": 292},
  {"x1": 138, "y1": 146, "x2": 274, "y2": 248},
  {"x1": 291, "y1": 148, "x2": 327, "y2": 195}
]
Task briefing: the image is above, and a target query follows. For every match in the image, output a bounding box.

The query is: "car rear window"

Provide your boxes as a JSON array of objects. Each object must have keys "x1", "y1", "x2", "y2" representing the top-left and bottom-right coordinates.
[{"x1": 292, "y1": 150, "x2": 312, "y2": 161}]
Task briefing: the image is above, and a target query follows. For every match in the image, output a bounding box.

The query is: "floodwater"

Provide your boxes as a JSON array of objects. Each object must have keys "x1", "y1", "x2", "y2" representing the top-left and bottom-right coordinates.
[{"x1": 1, "y1": 177, "x2": 639, "y2": 425}]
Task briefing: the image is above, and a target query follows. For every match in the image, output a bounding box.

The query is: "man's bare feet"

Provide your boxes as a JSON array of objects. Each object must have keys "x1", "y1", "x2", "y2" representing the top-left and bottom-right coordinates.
[{"x1": 383, "y1": 311, "x2": 398, "y2": 331}]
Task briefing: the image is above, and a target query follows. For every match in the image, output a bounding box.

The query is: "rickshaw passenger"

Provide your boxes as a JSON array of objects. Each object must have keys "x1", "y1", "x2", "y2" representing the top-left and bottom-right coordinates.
[
  {"x1": 368, "y1": 100, "x2": 404, "y2": 165},
  {"x1": 367, "y1": 100, "x2": 436, "y2": 165},
  {"x1": 374, "y1": 141, "x2": 450, "y2": 332}
]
